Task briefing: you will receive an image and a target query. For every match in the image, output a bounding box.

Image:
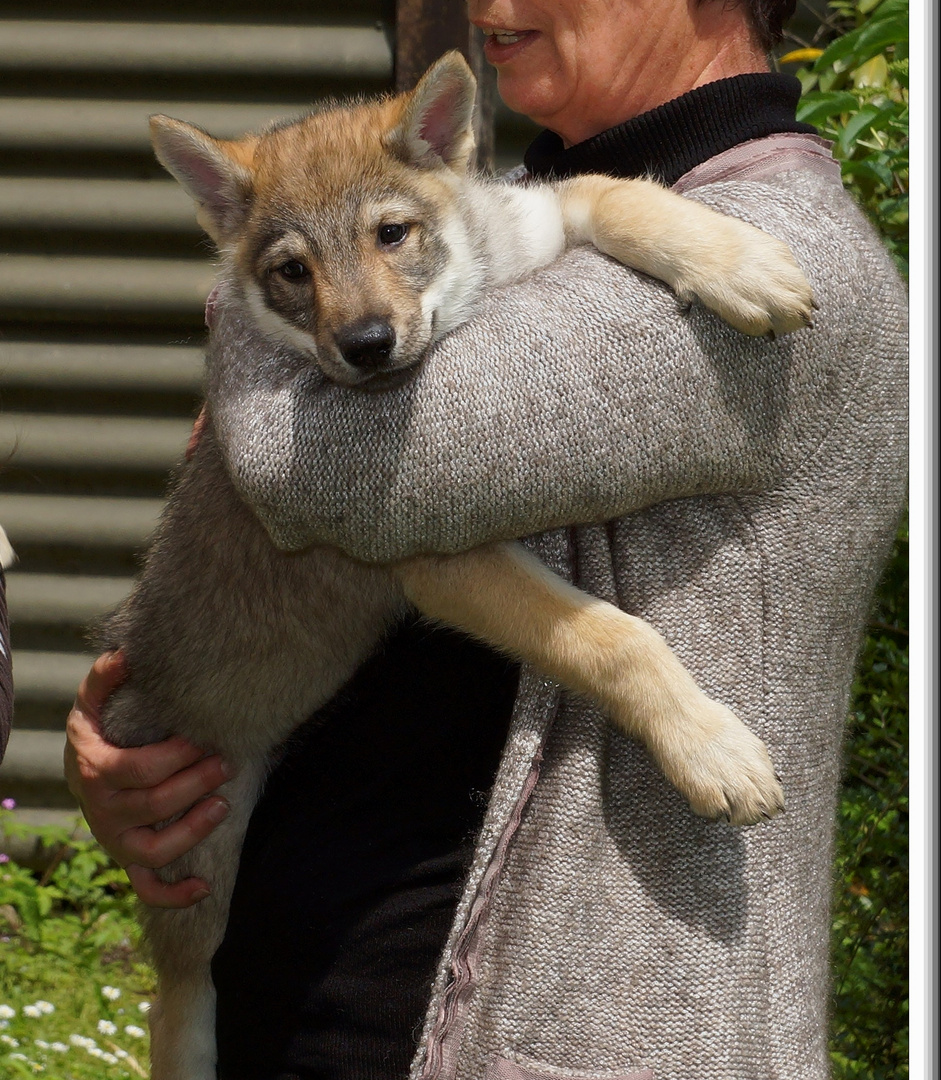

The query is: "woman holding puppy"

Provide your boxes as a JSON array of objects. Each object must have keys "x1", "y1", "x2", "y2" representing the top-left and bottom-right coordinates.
[{"x1": 66, "y1": 1, "x2": 907, "y2": 1078}]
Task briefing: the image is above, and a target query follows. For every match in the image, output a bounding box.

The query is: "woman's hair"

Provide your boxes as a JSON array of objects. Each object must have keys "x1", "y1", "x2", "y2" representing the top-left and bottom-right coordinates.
[
  {"x1": 747, "y1": 0, "x2": 799, "y2": 50},
  {"x1": 701, "y1": 0, "x2": 797, "y2": 51}
]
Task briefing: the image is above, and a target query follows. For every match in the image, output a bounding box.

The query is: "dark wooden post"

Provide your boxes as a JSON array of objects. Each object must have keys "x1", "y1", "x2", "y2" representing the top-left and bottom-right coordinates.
[{"x1": 394, "y1": 0, "x2": 497, "y2": 170}]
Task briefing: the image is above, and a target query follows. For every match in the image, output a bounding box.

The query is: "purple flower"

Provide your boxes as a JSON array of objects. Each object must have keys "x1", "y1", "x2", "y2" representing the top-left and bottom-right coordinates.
[
  {"x1": 0, "y1": 854, "x2": 9, "y2": 864},
  {"x1": 0, "y1": 799, "x2": 15, "y2": 811}
]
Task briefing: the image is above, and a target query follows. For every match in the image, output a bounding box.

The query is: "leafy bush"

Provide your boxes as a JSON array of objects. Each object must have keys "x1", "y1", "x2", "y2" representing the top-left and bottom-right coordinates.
[{"x1": 781, "y1": 0, "x2": 909, "y2": 274}]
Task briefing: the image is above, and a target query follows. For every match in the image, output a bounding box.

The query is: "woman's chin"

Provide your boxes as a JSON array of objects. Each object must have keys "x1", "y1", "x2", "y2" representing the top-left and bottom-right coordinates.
[{"x1": 494, "y1": 73, "x2": 563, "y2": 131}]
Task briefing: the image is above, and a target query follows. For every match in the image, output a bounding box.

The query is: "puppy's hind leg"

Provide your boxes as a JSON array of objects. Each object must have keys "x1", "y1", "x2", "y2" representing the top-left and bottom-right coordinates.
[
  {"x1": 143, "y1": 758, "x2": 268, "y2": 1080},
  {"x1": 147, "y1": 968, "x2": 216, "y2": 1080}
]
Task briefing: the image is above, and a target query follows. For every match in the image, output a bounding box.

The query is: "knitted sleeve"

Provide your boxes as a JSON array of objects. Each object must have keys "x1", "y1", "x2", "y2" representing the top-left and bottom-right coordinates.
[{"x1": 207, "y1": 173, "x2": 901, "y2": 563}]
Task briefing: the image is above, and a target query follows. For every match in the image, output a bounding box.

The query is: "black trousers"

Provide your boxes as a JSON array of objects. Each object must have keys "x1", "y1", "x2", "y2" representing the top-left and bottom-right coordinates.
[{"x1": 212, "y1": 620, "x2": 518, "y2": 1080}]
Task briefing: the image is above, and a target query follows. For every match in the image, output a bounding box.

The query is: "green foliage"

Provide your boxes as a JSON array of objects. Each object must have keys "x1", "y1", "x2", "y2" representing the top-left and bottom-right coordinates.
[
  {"x1": 831, "y1": 520, "x2": 908, "y2": 1079},
  {"x1": 0, "y1": 811, "x2": 134, "y2": 968},
  {"x1": 0, "y1": 808, "x2": 154, "y2": 1077},
  {"x1": 782, "y1": 0, "x2": 909, "y2": 275}
]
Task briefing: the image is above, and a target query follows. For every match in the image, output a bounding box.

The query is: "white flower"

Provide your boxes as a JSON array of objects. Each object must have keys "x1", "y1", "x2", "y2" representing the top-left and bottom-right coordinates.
[
  {"x1": 88, "y1": 1046, "x2": 105, "y2": 1058},
  {"x1": 114, "y1": 1048, "x2": 128, "y2": 1059},
  {"x1": 34, "y1": 1040, "x2": 50, "y2": 1050},
  {"x1": 50, "y1": 1043, "x2": 68, "y2": 1053},
  {"x1": 101, "y1": 986, "x2": 121, "y2": 1001},
  {"x1": 97, "y1": 1020, "x2": 117, "y2": 1036},
  {"x1": 8, "y1": 1052, "x2": 27, "y2": 1061},
  {"x1": 0, "y1": 1005, "x2": 15, "y2": 1019},
  {"x1": 101, "y1": 1052, "x2": 119, "y2": 1064},
  {"x1": 137, "y1": 1001, "x2": 151, "y2": 1014},
  {"x1": 69, "y1": 1035, "x2": 96, "y2": 1050},
  {"x1": 22, "y1": 1005, "x2": 41, "y2": 1018},
  {"x1": 34, "y1": 1001, "x2": 54, "y2": 1015},
  {"x1": 1, "y1": 1034, "x2": 20, "y2": 1046},
  {"x1": 123, "y1": 1024, "x2": 146, "y2": 1038}
]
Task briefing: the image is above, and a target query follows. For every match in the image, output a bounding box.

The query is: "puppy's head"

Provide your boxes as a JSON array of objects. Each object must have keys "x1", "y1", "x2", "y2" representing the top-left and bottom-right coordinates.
[{"x1": 151, "y1": 51, "x2": 480, "y2": 389}]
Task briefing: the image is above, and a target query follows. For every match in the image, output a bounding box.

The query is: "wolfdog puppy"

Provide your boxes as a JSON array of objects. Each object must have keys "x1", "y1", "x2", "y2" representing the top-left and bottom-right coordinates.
[{"x1": 100, "y1": 51, "x2": 808, "y2": 1079}]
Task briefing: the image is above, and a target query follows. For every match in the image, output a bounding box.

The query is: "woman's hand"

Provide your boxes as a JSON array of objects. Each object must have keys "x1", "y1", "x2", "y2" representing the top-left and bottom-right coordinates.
[{"x1": 64, "y1": 651, "x2": 231, "y2": 908}]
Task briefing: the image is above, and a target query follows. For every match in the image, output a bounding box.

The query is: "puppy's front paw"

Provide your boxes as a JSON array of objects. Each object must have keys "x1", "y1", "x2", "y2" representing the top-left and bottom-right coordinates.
[
  {"x1": 651, "y1": 699, "x2": 785, "y2": 826},
  {"x1": 680, "y1": 220, "x2": 816, "y2": 338}
]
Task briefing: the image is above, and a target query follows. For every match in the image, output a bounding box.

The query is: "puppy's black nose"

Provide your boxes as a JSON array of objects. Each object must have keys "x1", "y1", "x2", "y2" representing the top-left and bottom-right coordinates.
[{"x1": 335, "y1": 318, "x2": 396, "y2": 370}]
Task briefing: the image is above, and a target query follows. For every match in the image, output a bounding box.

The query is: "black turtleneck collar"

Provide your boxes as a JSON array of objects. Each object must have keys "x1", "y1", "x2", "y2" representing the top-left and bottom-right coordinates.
[{"x1": 523, "y1": 73, "x2": 815, "y2": 187}]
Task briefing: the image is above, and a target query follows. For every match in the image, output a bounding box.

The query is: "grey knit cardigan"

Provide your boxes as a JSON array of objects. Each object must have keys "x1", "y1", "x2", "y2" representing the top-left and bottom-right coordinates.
[{"x1": 208, "y1": 148, "x2": 908, "y2": 1080}]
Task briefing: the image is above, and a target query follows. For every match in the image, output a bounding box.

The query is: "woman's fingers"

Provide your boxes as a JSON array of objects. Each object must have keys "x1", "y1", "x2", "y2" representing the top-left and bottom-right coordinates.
[
  {"x1": 120, "y1": 795, "x2": 230, "y2": 870},
  {"x1": 108, "y1": 754, "x2": 231, "y2": 830},
  {"x1": 186, "y1": 406, "x2": 208, "y2": 460},
  {"x1": 68, "y1": 713, "x2": 209, "y2": 796},
  {"x1": 75, "y1": 649, "x2": 127, "y2": 714},
  {"x1": 64, "y1": 650, "x2": 233, "y2": 908},
  {"x1": 125, "y1": 864, "x2": 212, "y2": 909},
  {"x1": 66, "y1": 651, "x2": 211, "y2": 793}
]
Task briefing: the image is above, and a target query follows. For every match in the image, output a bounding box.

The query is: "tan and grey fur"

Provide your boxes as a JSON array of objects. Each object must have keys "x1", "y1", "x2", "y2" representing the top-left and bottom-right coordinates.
[{"x1": 103, "y1": 52, "x2": 810, "y2": 1079}]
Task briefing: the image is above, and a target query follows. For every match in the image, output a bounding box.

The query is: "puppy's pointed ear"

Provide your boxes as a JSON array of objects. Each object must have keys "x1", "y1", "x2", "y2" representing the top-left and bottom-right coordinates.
[
  {"x1": 387, "y1": 51, "x2": 478, "y2": 172},
  {"x1": 149, "y1": 115, "x2": 255, "y2": 244}
]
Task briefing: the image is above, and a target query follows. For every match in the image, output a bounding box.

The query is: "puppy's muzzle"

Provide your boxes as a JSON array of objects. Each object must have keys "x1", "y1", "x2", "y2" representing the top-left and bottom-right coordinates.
[{"x1": 335, "y1": 317, "x2": 396, "y2": 371}]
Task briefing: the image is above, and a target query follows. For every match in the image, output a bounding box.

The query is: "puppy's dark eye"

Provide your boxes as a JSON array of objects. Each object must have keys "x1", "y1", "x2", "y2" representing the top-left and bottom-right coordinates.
[
  {"x1": 378, "y1": 223, "x2": 409, "y2": 247},
  {"x1": 277, "y1": 260, "x2": 310, "y2": 281}
]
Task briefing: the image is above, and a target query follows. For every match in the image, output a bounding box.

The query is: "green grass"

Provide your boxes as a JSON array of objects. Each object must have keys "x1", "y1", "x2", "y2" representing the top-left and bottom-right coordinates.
[{"x1": 0, "y1": 811, "x2": 154, "y2": 1077}]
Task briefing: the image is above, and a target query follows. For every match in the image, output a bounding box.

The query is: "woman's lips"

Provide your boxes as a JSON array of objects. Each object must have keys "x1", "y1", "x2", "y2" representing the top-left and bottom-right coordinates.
[{"x1": 481, "y1": 28, "x2": 539, "y2": 63}]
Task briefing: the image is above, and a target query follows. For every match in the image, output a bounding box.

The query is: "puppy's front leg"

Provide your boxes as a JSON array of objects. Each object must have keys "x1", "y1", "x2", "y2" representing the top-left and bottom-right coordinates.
[
  {"x1": 393, "y1": 542, "x2": 783, "y2": 824},
  {"x1": 557, "y1": 173, "x2": 815, "y2": 337}
]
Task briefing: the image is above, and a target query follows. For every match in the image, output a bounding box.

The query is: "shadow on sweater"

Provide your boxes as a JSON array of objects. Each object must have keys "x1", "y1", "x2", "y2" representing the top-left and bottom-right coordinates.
[{"x1": 602, "y1": 732, "x2": 750, "y2": 946}]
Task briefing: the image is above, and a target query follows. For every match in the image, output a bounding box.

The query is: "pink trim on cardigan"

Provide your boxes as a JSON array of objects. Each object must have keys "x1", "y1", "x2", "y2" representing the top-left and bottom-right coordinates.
[
  {"x1": 418, "y1": 748, "x2": 546, "y2": 1079},
  {"x1": 672, "y1": 134, "x2": 842, "y2": 193},
  {"x1": 486, "y1": 1058, "x2": 654, "y2": 1080}
]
